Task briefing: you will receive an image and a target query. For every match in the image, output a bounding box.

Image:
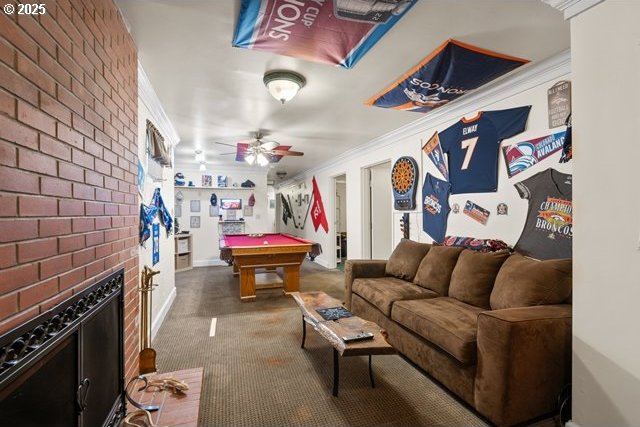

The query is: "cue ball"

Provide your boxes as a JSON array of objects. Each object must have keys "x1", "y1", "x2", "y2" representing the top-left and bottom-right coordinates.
[{"x1": 263, "y1": 241, "x2": 268, "y2": 245}]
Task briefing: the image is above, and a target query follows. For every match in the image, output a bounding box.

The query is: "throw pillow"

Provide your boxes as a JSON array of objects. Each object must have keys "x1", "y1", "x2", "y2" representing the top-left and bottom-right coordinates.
[
  {"x1": 385, "y1": 239, "x2": 431, "y2": 281},
  {"x1": 413, "y1": 245, "x2": 464, "y2": 295},
  {"x1": 449, "y1": 250, "x2": 510, "y2": 309},
  {"x1": 490, "y1": 252, "x2": 572, "y2": 310}
]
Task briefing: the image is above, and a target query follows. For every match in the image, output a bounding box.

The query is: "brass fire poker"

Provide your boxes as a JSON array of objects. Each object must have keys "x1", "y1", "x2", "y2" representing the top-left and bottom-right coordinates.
[{"x1": 139, "y1": 266, "x2": 160, "y2": 375}]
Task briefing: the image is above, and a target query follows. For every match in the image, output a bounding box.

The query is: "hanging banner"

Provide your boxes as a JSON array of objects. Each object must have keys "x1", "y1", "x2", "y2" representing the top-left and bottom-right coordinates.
[
  {"x1": 502, "y1": 131, "x2": 566, "y2": 178},
  {"x1": 422, "y1": 132, "x2": 448, "y2": 180},
  {"x1": 152, "y1": 223, "x2": 160, "y2": 265},
  {"x1": 311, "y1": 177, "x2": 329, "y2": 233},
  {"x1": 366, "y1": 39, "x2": 528, "y2": 113},
  {"x1": 232, "y1": 0, "x2": 417, "y2": 69}
]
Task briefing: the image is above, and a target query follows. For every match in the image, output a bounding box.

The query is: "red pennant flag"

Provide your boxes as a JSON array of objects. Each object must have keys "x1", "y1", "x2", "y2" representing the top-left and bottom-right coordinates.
[{"x1": 311, "y1": 177, "x2": 329, "y2": 233}]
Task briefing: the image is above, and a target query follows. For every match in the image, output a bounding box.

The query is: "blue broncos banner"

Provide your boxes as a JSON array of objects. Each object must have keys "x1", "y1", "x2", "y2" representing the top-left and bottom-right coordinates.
[
  {"x1": 366, "y1": 39, "x2": 528, "y2": 112},
  {"x1": 233, "y1": 0, "x2": 417, "y2": 69}
]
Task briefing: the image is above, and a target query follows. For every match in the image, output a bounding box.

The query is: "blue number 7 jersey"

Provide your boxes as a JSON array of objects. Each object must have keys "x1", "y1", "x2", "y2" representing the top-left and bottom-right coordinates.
[{"x1": 439, "y1": 106, "x2": 531, "y2": 194}]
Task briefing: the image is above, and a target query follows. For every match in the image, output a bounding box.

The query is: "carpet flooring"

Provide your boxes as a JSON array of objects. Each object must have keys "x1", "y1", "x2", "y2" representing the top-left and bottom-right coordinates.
[{"x1": 153, "y1": 261, "x2": 554, "y2": 426}]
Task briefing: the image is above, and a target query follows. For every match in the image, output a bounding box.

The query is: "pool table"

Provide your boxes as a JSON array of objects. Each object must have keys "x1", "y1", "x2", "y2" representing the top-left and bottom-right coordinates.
[{"x1": 219, "y1": 233, "x2": 320, "y2": 301}]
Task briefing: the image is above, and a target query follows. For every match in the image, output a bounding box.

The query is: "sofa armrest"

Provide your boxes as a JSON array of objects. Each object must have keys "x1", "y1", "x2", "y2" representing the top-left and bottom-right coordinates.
[
  {"x1": 344, "y1": 260, "x2": 387, "y2": 309},
  {"x1": 475, "y1": 305, "x2": 572, "y2": 426}
]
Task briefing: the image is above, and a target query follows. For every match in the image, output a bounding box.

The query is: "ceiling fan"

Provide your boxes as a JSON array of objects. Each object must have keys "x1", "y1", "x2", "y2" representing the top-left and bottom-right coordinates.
[{"x1": 214, "y1": 132, "x2": 304, "y2": 166}]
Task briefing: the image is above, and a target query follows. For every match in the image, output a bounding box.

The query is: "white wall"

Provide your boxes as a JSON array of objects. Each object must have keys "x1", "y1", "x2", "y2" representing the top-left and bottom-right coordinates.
[
  {"x1": 570, "y1": 2, "x2": 640, "y2": 426},
  {"x1": 173, "y1": 166, "x2": 271, "y2": 266},
  {"x1": 137, "y1": 88, "x2": 177, "y2": 342},
  {"x1": 276, "y1": 51, "x2": 572, "y2": 268}
]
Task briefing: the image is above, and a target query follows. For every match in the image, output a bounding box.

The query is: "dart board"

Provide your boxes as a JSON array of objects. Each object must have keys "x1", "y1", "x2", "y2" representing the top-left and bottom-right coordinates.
[{"x1": 391, "y1": 156, "x2": 419, "y2": 210}]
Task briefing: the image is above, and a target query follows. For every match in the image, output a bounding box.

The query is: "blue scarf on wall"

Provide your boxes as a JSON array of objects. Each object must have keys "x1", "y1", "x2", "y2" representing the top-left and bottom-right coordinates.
[{"x1": 139, "y1": 188, "x2": 173, "y2": 245}]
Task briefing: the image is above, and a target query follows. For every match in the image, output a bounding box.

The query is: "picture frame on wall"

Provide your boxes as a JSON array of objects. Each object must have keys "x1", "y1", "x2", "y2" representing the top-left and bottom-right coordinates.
[
  {"x1": 218, "y1": 175, "x2": 228, "y2": 187},
  {"x1": 190, "y1": 216, "x2": 200, "y2": 228},
  {"x1": 202, "y1": 174, "x2": 212, "y2": 187},
  {"x1": 190, "y1": 200, "x2": 201, "y2": 212}
]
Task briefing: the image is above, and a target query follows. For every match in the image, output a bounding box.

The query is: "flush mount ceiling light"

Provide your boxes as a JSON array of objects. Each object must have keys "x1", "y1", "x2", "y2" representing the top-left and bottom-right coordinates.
[{"x1": 263, "y1": 70, "x2": 306, "y2": 104}]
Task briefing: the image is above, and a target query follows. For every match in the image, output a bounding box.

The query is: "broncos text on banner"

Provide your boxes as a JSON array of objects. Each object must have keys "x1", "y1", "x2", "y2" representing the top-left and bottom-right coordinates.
[
  {"x1": 366, "y1": 39, "x2": 528, "y2": 112},
  {"x1": 232, "y1": 0, "x2": 417, "y2": 69}
]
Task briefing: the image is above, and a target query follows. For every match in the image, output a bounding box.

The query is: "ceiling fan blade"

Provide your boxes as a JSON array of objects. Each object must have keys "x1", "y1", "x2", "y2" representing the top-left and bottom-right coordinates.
[
  {"x1": 214, "y1": 141, "x2": 237, "y2": 148},
  {"x1": 272, "y1": 149, "x2": 303, "y2": 156},
  {"x1": 218, "y1": 152, "x2": 237, "y2": 155},
  {"x1": 260, "y1": 141, "x2": 280, "y2": 151}
]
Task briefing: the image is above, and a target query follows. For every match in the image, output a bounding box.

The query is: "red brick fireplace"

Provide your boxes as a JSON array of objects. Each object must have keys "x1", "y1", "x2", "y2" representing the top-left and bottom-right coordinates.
[{"x1": 0, "y1": 0, "x2": 140, "y2": 378}]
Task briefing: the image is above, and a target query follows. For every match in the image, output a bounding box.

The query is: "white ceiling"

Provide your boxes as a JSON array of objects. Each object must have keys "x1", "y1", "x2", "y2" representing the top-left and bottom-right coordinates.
[{"x1": 116, "y1": 0, "x2": 569, "y2": 180}]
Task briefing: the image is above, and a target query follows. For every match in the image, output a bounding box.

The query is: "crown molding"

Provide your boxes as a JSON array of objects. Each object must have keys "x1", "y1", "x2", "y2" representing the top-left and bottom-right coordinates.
[
  {"x1": 277, "y1": 49, "x2": 571, "y2": 189},
  {"x1": 138, "y1": 62, "x2": 181, "y2": 147},
  {"x1": 541, "y1": 0, "x2": 604, "y2": 19}
]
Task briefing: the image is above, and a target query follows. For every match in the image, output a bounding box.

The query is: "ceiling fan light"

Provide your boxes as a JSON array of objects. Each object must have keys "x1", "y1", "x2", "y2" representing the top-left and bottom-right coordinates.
[
  {"x1": 263, "y1": 70, "x2": 306, "y2": 104},
  {"x1": 199, "y1": 162, "x2": 206, "y2": 172},
  {"x1": 245, "y1": 153, "x2": 256, "y2": 165},
  {"x1": 195, "y1": 150, "x2": 204, "y2": 162},
  {"x1": 257, "y1": 152, "x2": 269, "y2": 166}
]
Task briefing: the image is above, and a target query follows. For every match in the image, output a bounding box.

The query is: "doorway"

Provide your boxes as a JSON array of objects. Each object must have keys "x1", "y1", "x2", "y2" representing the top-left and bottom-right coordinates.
[
  {"x1": 362, "y1": 162, "x2": 392, "y2": 260},
  {"x1": 333, "y1": 174, "x2": 347, "y2": 270}
]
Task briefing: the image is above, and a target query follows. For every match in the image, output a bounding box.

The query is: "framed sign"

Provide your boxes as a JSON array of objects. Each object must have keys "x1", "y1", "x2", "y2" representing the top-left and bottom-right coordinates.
[{"x1": 548, "y1": 80, "x2": 571, "y2": 128}]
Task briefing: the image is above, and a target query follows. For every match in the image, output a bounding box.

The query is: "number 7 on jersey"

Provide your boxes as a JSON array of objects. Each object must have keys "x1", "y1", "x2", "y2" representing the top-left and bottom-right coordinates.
[{"x1": 460, "y1": 137, "x2": 478, "y2": 170}]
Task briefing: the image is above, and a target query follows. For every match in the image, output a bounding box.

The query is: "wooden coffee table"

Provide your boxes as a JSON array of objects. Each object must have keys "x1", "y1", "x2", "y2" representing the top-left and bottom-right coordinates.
[{"x1": 291, "y1": 291, "x2": 395, "y2": 396}]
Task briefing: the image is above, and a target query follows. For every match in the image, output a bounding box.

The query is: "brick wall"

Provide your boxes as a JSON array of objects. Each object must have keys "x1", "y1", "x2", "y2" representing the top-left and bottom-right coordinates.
[{"x1": 0, "y1": 0, "x2": 140, "y2": 378}]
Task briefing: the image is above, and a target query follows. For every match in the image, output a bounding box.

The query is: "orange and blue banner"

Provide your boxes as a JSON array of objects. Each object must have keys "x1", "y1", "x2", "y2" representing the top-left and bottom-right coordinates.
[
  {"x1": 366, "y1": 39, "x2": 529, "y2": 112},
  {"x1": 232, "y1": 0, "x2": 416, "y2": 69}
]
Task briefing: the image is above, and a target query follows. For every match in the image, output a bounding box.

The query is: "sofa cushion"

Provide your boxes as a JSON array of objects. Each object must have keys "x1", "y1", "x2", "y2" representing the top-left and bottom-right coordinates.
[
  {"x1": 385, "y1": 239, "x2": 432, "y2": 281},
  {"x1": 490, "y1": 252, "x2": 572, "y2": 310},
  {"x1": 413, "y1": 245, "x2": 464, "y2": 295},
  {"x1": 449, "y1": 250, "x2": 510, "y2": 309},
  {"x1": 352, "y1": 277, "x2": 438, "y2": 316},
  {"x1": 391, "y1": 297, "x2": 483, "y2": 365}
]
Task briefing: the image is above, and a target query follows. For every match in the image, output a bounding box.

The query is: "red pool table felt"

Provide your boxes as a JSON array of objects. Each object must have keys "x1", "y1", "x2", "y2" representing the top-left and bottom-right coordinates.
[{"x1": 222, "y1": 233, "x2": 310, "y2": 247}]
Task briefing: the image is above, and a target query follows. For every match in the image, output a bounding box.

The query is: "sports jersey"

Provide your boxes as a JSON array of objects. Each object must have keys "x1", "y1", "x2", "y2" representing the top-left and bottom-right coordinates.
[
  {"x1": 439, "y1": 106, "x2": 531, "y2": 194},
  {"x1": 422, "y1": 173, "x2": 451, "y2": 243},
  {"x1": 514, "y1": 168, "x2": 572, "y2": 260}
]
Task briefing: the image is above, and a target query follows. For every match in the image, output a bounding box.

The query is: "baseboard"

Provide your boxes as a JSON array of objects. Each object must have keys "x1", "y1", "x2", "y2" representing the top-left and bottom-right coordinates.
[
  {"x1": 312, "y1": 256, "x2": 331, "y2": 269},
  {"x1": 193, "y1": 258, "x2": 228, "y2": 267},
  {"x1": 151, "y1": 286, "x2": 176, "y2": 341},
  {"x1": 566, "y1": 421, "x2": 581, "y2": 427}
]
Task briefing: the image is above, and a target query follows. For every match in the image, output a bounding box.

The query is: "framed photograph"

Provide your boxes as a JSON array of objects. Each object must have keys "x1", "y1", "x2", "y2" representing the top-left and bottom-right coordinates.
[
  {"x1": 243, "y1": 206, "x2": 253, "y2": 217},
  {"x1": 209, "y1": 205, "x2": 219, "y2": 217},
  {"x1": 218, "y1": 175, "x2": 227, "y2": 187},
  {"x1": 190, "y1": 216, "x2": 200, "y2": 228},
  {"x1": 175, "y1": 204, "x2": 182, "y2": 218},
  {"x1": 190, "y1": 200, "x2": 201, "y2": 212},
  {"x1": 202, "y1": 174, "x2": 212, "y2": 187}
]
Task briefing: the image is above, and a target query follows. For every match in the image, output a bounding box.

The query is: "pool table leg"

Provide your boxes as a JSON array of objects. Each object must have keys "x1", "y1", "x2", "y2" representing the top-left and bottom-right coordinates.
[
  {"x1": 282, "y1": 265, "x2": 300, "y2": 294},
  {"x1": 239, "y1": 267, "x2": 256, "y2": 302}
]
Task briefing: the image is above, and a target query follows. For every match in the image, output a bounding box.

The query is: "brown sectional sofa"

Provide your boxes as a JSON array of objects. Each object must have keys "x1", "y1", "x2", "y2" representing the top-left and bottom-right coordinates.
[{"x1": 345, "y1": 239, "x2": 572, "y2": 426}]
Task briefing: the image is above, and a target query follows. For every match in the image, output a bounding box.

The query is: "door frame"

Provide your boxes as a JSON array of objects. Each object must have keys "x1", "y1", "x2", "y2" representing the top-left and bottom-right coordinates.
[{"x1": 361, "y1": 160, "x2": 392, "y2": 260}]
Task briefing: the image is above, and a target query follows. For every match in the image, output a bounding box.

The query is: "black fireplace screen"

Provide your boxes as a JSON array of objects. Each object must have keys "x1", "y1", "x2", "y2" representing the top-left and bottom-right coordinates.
[{"x1": 0, "y1": 269, "x2": 125, "y2": 427}]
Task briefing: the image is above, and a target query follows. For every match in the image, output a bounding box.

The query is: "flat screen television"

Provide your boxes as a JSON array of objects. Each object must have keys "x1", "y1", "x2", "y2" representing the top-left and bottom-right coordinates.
[{"x1": 220, "y1": 198, "x2": 242, "y2": 210}]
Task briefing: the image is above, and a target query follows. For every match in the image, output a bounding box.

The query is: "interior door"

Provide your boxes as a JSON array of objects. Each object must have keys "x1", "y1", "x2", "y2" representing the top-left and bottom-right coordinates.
[{"x1": 369, "y1": 162, "x2": 392, "y2": 259}]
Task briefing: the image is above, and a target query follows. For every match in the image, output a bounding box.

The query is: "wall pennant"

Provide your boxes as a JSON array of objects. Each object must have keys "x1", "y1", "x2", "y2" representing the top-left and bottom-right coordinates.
[
  {"x1": 310, "y1": 177, "x2": 329, "y2": 233},
  {"x1": 502, "y1": 131, "x2": 566, "y2": 178},
  {"x1": 422, "y1": 132, "x2": 449, "y2": 180}
]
